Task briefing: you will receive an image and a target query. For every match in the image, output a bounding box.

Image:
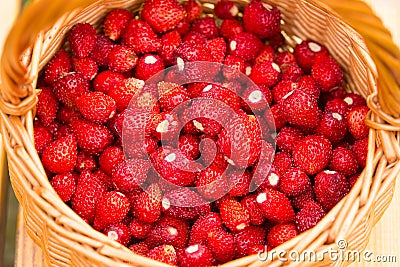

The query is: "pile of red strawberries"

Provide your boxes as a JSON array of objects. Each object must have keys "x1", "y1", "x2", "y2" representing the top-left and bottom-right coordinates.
[{"x1": 33, "y1": 0, "x2": 370, "y2": 265}]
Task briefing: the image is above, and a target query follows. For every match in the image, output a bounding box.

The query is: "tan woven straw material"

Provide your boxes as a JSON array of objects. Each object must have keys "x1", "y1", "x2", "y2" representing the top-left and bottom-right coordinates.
[{"x1": 1, "y1": 0, "x2": 400, "y2": 266}]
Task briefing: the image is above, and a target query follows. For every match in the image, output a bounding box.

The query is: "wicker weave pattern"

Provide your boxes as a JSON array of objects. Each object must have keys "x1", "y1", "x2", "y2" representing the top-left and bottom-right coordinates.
[{"x1": 0, "y1": 0, "x2": 399, "y2": 266}]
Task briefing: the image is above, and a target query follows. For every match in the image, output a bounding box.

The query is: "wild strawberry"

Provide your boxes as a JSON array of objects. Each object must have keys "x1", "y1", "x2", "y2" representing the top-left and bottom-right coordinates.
[
  {"x1": 42, "y1": 134, "x2": 77, "y2": 173},
  {"x1": 222, "y1": 55, "x2": 245, "y2": 80},
  {"x1": 191, "y1": 17, "x2": 219, "y2": 39},
  {"x1": 254, "y1": 45, "x2": 274, "y2": 64},
  {"x1": 190, "y1": 212, "x2": 223, "y2": 245},
  {"x1": 349, "y1": 173, "x2": 361, "y2": 188},
  {"x1": 178, "y1": 244, "x2": 214, "y2": 267},
  {"x1": 125, "y1": 135, "x2": 159, "y2": 159},
  {"x1": 293, "y1": 135, "x2": 332, "y2": 175},
  {"x1": 99, "y1": 146, "x2": 125, "y2": 176},
  {"x1": 152, "y1": 111, "x2": 181, "y2": 141},
  {"x1": 158, "y1": 81, "x2": 190, "y2": 112},
  {"x1": 346, "y1": 106, "x2": 369, "y2": 139},
  {"x1": 135, "y1": 54, "x2": 165, "y2": 81},
  {"x1": 108, "y1": 77, "x2": 145, "y2": 112},
  {"x1": 312, "y1": 54, "x2": 343, "y2": 92},
  {"x1": 281, "y1": 63, "x2": 304, "y2": 81},
  {"x1": 44, "y1": 49, "x2": 72, "y2": 85},
  {"x1": 219, "y1": 198, "x2": 250, "y2": 231},
  {"x1": 196, "y1": 165, "x2": 228, "y2": 200},
  {"x1": 174, "y1": 40, "x2": 208, "y2": 62},
  {"x1": 248, "y1": 245, "x2": 268, "y2": 256},
  {"x1": 76, "y1": 92, "x2": 116, "y2": 124},
  {"x1": 206, "y1": 37, "x2": 226, "y2": 63},
  {"x1": 133, "y1": 183, "x2": 162, "y2": 223},
  {"x1": 50, "y1": 172, "x2": 78, "y2": 202},
  {"x1": 175, "y1": 17, "x2": 191, "y2": 36},
  {"x1": 229, "y1": 32, "x2": 264, "y2": 61},
  {"x1": 297, "y1": 75, "x2": 320, "y2": 99},
  {"x1": 129, "y1": 218, "x2": 152, "y2": 239},
  {"x1": 90, "y1": 34, "x2": 115, "y2": 66},
  {"x1": 94, "y1": 169, "x2": 113, "y2": 190},
  {"x1": 227, "y1": 169, "x2": 252, "y2": 197},
  {"x1": 275, "y1": 51, "x2": 296, "y2": 65},
  {"x1": 207, "y1": 229, "x2": 235, "y2": 263},
  {"x1": 325, "y1": 98, "x2": 349, "y2": 116},
  {"x1": 250, "y1": 61, "x2": 281, "y2": 87},
  {"x1": 257, "y1": 168, "x2": 280, "y2": 191},
  {"x1": 160, "y1": 30, "x2": 182, "y2": 65},
  {"x1": 146, "y1": 216, "x2": 190, "y2": 248},
  {"x1": 185, "y1": 0, "x2": 203, "y2": 22},
  {"x1": 234, "y1": 226, "x2": 266, "y2": 258},
  {"x1": 53, "y1": 73, "x2": 90, "y2": 108},
  {"x1": 343, "y1": 92, "x2": 367, "y2": 110},
  {"x1": 197, "y1": 83, "x2": 242, "y2": 112},
  {"x1": 71, "y1": 170, "x2": 107, "y2": 223},
  {"x1": 265, "y1": 103, "x2": 287, "y2": 130},
  {"x1": 68, "y1": 23, "x2": 96, "y2": 58},
  {"x1": 314, "y1": 170, "x2": 350, "y2": 211},
  {"x1": 93, "y1": 70, "x2": 124, "y2": 95},
  {"x1": 71, "y1": 57, "x2": 98, "y2": 80},
  {"x1": 315, "y1": 112, "x2": 347, "y2": 144},
  {"x1": 242, "y1": 86, "x2": 272, "y2": 113},
  {"x1": 280, "y1": 168, "x2": 311, "y2": 197},
  {"x1": 142, "y1": 0, "x2": 186, "y2": 33},
  {"x1": 219, "y1": 19, "x2": 244, "y2": 40},
  {"x1": 240, "y1": 195, "x2": 265, "y2": 225},
  {"x1": 179, "y1": 134, "x2": 200, "y2": 160},
  {"x1": 256, "y1": 188, "x2": 295, "y2": 223},
  {"x1": 130, "y1": 242, "x2": 150, "y2": 256},
  {"x1": 74, "y1": 152, "x2": 97, "y2": 172},
  {"x1": 351, "y1": 137, "x2": 368, "y2": 168},
  {"x1": 104, "y1": 9, "x2": 132, "y2": 41},
  {"x1": 276, "y1": 126, "x2": 304, "y2": 152},
  {"x1": 267, "y1": 223, "x2": 298, "y2": 248},
  {"x1": 93, "y1": 191, "x2": 130, "y2": 231},
  {"x1": 111, "y1": 159, "x2": 150, "y2": 193},
  {"x1": 199, "y1": 138, "x2": 228, "y2": 170},
  {"x1": 272, "y1": 80, "x2": 296, "y2": 103},
  {"x1": 108, "y1": 45, "x2": 138, "y2": 73},
  {"x1": 104, "y1": 222, "x2": 131, "y2": 246},
  {"x1": 34, "y1": 125, "x2": 53, "y2": 155},
  {"x1": 272, "y1": 151, "x2": 293, "y2": 176},
  {"x1": 329, "y1": 147, "x2": 359, "y2": 177},
  {"x1": 293, "y1": 40, "x2": 329, "y2": 72},
  {"x1": 295, "y1": 201, "x2": 326, "y2": 232},
  {"x1": 37, "y1": 87, "x2": 59, "y2": 126},
  {"x1": 148, "y1": 245, "x2": 178, "y2": 265},
  {"x1": 122, "y1": 19, "x2": 162, "y2": 53},
  {"x1": 162, "y1": 187, "x2": 210, "y2": 220},
  {"x1": 183, "y1": 30, "x2": 207, "y2": 42},
  {"x1": 215, "y1": 0, "x2": 239, "y2": 19},
  {"x1": 243, "y1": 0, "x2": 281, "y2": 39}
]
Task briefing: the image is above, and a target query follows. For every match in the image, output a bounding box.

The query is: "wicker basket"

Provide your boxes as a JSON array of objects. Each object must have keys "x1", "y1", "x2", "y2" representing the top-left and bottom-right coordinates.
[{"x1": 1, "y1": 0, "x2": 399, "y2": 266}]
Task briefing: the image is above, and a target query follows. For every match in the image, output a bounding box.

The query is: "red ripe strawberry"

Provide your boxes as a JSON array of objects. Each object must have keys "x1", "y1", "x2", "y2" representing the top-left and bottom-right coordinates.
[
  {"x1": 312, "y1": 54, "x2": 343, "y2": 92},
  {"x1": 206, "y1": 229, "x2": 235, "y2": 263},
  {"x1": 152, "y1": 111, "x2": 181, "y2": 141},
  {"x1": 292, "y1": 135, "x2": 332, "y2": 175},
  {"x1": 179, "y1": 134, "x2": 200, "y2": 160},
  {"x1": 297, "y1": 75, "x2": 320, "y2": 99},
  {"x1": 290, "y1": 184, "x2": 315, "y2": 210},
  {"x1": 104, "y1": 222, "x2": 131, "y2": 246},
  {"x1": 90, "y1": 34, "x2": 115, "y2": 66},
  {"x1": 234, "y1": 226, "x2": 266, "y2": 258},
  {"x1": 37, "y1": 87, "x2": 59, "y2": 126},
  {"x1": 294, "y1": 40, "x2": 329, "y2": 72},
  {"x1": 161, "y1": 187, "x2": 210, "y2": 220},
  {"x1": 275, "y1": 51, "x2": 296, "y2": 66},
  {"x1": 185, "y1": 0, "x2": 203, "y2": 22},
  {"x1": 240, "y1": 195, "x2": 265, "y2": 225},
  {"x1": 133, "y1": 183, "x2": 162, "y2": 224},
  {"x1": 129, "y1": 218, "x2": 152, "y2": 239},
  {"x1": 314, "y1": 170, "x2": 350, "y2": 211},
  {"x1": 272, "y1": 80, "x2": 297, "y2": 103},
  {"x1": 343, "y1": 92, "x2": 367, "y2": 110},
  {"x1": 125, "y1": 135, "x2": 158, "y2": 159},
  {"x1": 71, "y1": 170, "x2": 107, "y2": 223},
  {"x1": 267, "y1": 223, "x2": 298, "y2": 248},
  {"x1": 256, "y1": 188, "x2": 295, "y2": 223},
  {"x1": 160, "y1": 30, "x2": 182, "y2": 65},
  {"x1": 53, "y1": 72, "x2": 90, "y2": 108},
  {"x1": 265, "y1": 103, "x2": 287, "y2": 130},
  {"x1": 220, "y1": 198, "x2": 250, "y2": 231},
  {"x1": 242, "y1": 86, "x2": 272, "y2": 113},
  {"x1": 191, "y1": 17, "x2": 219, "y2": 39},
  {"x1": 70, "y1": 119, "x2": 113, "y2": 154},
  {"x1": 183, "y1": 30, "x2": 207, "y2": 43},
  {"x1": 249, "y1": 61, "x2": 281, "y2": 87},
  {"x1": 281, "y1": 63, "x2": 304, "y2": 81},
  {"x1": 272, "y1": 151, "x2": 293, "y2": 176},
  {"x1": 178, "y1": 244, "x2": 214, "y2": 267},
  {"x1": 108, "y1": 45, "x2": 138, "y2": 72},
  {"x1": 248, "y1": 245, "x2": 268, "y2": 255},
  {"x1": 219, "y1": 19, "x2": 244, "y2": 40},
  {"x1": 227, "y1": 169, "x2": 252, "y2": 197},
  {"x1": 346, "y1": 106, "x2": 369, "y2": 139},
  {"x1": 99, "y1": 146, "x2": 125, "y2": 176},
  {"x1": 76, "y1": 92, "x2": 116, "y2": 124},
  {"x1": 93, "y1": 191, "x2": 130, "y2": 231},
  {"x1": 254, "y1": 45, "x2": 275, "y2": 64},
  {"x1": 68, "y1": 23, "x2": 96, "y2": 58},
  {"x1": 34, "y1": 125, "x2": 53, "y2": 155},
  {"x1": 315, "y1": 112, "x2": 347, "y2": 144},
  {"x1": 74, "y1": 152, "x2": 97, "y2": 172},
  {"x1": 94, "y1": 169, "x2": 113, "y2": 190},
  {"x1": 175, "y1": 17, "x2": 190, "y2": 35},
  {"x1": 295, "y1": 201, "x2": 326, "y2": 232},
  {"x1": 190, "y1": 212, "x2": 223, "y2": 245},
  {"x1": 279, "y1": 168, "x2": 311, "y2": 197},
  {"x1": 148, "y1": 244, "x2": 178, "y2": 265},
  {"x1": 222, "y1": 55, "x2": 245, "y2": 80},
  {"x1": 158, "y1": 81, "x2": 190, "y2": 112},
  {"x1": 351, "y1": 137, "x2": 368, "y2": 168},
  {"x1": 122, "y1": 19, "x2": 162, "y2": 53},
  {"x1": 206, "y1": 37, "x2": 226, "y2": 63},
  {"x1": 111, "y1": 159, "x2": 150, "y2": 193},
  {"x1": 108, "y1": 77, "x2": 145, "y2": 112},
  {"x1": 229, "y1": 32, "x2": 264, "y2": 61},
  {"x1": 276, "y1": 126, "x2": 304, "y2": 152},
  {"x1": 135, "y1": 54, "x2": 165, "y2": 81},
  {"x1": 146, "y1": 216, "x2": 190, "y2": 248},
  {"x1": 42, "y1": 134, "x2": 77, "y2": 173},
  {"x1": 104, "y1": 9, "x2": 132, "y2": 41},
  {"x1": 349, "y1": 172, "x2": 360, "y2": 188},
  {"x1": 50, "y1": 172, "x2": 78, "y2": 202},
  {"x1": 243, "y1": 0, "x2": 281, "y2": 39},
  {"x1": 325, "y1": 98, "x2": 350, "y2": 116},
  {"x1": 197, "y1": 83, "x2": 241, "y2": 112},
  {"x1": 329, "y1": 147, "x2": 359, "y2": 177},
  {"x1": 214, "y1": 0, "x2": 239, "y2": 19},
  {"x1": 71, "y1": 57, "x2": 98, "y2": 80},
  {"x1": 196, "y1": 165, "x2": 228, "y2": 200},
  {"x1": 93, "y1": 70, "x2": 124, "y2": 95},
  {"x1": 130, "y1": 242, "x2": 150, "y2": 256},
  {"x1": 44, "y1": 49, "x2": 72, "y2": 85},
  {"x1": 174, "y1": 40, "x2": 208, "y2": 62}
]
